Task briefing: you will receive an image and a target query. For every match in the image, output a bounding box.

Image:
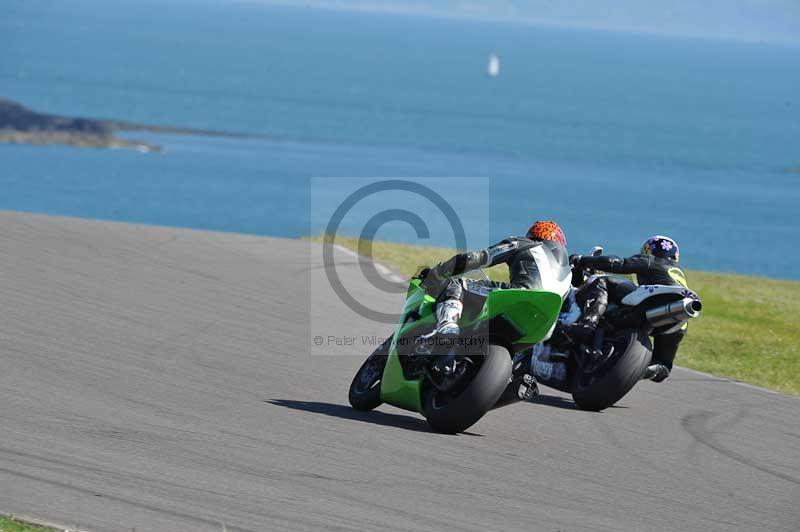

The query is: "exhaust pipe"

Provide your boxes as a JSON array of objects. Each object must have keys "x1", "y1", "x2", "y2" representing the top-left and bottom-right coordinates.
[{"x1": 645, "y1": 297, "x2": 702, "y2": 328}]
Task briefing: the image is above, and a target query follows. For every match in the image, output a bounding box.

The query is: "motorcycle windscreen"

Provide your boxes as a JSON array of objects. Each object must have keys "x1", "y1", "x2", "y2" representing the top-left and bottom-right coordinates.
[{"x1": 483, "y1": 289, "x2": 563, "y2": 344}]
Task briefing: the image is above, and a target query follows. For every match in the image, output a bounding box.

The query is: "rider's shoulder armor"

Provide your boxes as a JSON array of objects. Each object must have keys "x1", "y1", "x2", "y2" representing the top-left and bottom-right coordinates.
[{"x1": 634, "y1": 255, "x2": 688, "y2": 288}]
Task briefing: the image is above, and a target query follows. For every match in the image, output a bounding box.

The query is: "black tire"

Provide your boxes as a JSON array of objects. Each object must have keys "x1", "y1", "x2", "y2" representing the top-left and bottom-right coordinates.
[
  {"x1": 422, "y1": 344, "x2": 512, "y2": 434},
  {"x1": 571, "y1": 329, "x2": 652, "y2": 411},
  {"x1": 348, "y1": 337, "x2": 391, "y2": 411}
]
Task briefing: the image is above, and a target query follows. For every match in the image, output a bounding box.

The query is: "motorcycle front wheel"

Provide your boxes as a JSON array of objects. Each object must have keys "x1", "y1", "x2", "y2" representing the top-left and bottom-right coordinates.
[{"x1": 348, "y1": 336, "x2": 391, "y2": 411}]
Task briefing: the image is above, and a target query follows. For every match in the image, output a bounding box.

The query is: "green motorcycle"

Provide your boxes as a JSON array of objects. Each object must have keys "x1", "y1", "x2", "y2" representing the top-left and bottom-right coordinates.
[{"x1": 348, "y1": 275, "x2": 562, "y2": 433}]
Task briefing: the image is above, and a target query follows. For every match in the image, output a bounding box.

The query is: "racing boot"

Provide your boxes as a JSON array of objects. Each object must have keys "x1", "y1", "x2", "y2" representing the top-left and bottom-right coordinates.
[
  {"x1": 493, "y1": 373, "x2": 538, "y2": 409},
  {"x1": 560, "y1": 314, "x2": 598, "y2": 344},
  {"x1": 415, "y1": 299, "x2": 463, "y2": 366},
  {"x1": 434, "y1": 298, "x2": 463, "y2": 337},
  {"x1": 561, "y1": 315, "x2": 604, "y2": 365},
  {"x1": 564, "y1": 276, "x2": 608, "y2": 343},
  {"x1": 642, "y1": 364, "x2": 671, "y2": 382}
]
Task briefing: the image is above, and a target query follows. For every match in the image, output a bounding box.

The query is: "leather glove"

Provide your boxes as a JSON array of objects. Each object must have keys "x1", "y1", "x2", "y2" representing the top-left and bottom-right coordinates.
[
  {"x1": 413, "y1": 267, "x2": 431, "y2": 280},
  {"x1": 418, "y1": 268, "x2": 445, "y2": 295},
  {"x1": 569, "y1": 254, "x2": 586, "y2": 287}
]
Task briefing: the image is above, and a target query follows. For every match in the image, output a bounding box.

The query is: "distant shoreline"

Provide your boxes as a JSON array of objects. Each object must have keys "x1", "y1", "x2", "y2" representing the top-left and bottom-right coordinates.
[
  {"x1": 0, "y1": 97, "x2": 248, "y2": 152},
  {"x1": 0, "y1": 129, "x2": 162, "y2": 152}
]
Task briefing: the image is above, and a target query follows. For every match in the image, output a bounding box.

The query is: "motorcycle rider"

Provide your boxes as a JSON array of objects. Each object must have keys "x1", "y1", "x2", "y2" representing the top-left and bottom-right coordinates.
[
  {"x1": 565, "y1": 235, "x2": 688, "y2": 382},
  {"x1": 419, "y1": 220, "x2": 573, "y2": 338}
]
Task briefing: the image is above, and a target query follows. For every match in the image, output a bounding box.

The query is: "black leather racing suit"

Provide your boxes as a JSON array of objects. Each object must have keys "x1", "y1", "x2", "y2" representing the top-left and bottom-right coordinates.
[
  {"x1": 423, "y1": 236, "x2": 572, "y2": 309},
  {"x1": 576, "y1": 254, "x2": 689, "y2": 373}
]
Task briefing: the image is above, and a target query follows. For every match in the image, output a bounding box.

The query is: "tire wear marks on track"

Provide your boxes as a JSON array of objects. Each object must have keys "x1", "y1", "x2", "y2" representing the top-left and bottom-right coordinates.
[
  {"x1": 0, "y1": 446, "x2": 371, "y2": 532},
  {"x1": 0, "y1": 466, "x2": 258, "y2": 532},
  {"x1": 682, "y1": 410, "x2": 800, "y2": 486}
]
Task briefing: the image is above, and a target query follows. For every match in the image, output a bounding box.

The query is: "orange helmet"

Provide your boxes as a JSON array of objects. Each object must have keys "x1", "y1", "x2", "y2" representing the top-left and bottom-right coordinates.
[{"x1": 527, "y1": 220, "x2": 567, "y2": 247}]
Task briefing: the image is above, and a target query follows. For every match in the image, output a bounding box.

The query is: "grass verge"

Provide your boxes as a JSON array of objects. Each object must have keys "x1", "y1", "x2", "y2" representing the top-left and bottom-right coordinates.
[
  {"x1": 318, "y1": 236, "x2": 800, "y2": 395},
  {"x1": 0, "y1": 517, "x2": 57, "y2": 532}
]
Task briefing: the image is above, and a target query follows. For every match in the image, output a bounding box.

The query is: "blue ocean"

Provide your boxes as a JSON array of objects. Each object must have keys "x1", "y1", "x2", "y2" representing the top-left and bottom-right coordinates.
[{"x1": 2, "y1": 0, "x2": 799, "y2": 278}]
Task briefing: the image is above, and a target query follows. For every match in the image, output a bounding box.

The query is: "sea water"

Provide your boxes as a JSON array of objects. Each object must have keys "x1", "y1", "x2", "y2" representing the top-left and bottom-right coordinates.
[{"x1": 2, "y1": 0, "x2": 799, "y2": 278}]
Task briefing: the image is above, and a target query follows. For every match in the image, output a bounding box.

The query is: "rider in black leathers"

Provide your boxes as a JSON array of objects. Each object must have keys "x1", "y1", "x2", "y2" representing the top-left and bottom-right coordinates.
[{"x1": 566, "y1": 235, "x2": 689, "y2": 382}]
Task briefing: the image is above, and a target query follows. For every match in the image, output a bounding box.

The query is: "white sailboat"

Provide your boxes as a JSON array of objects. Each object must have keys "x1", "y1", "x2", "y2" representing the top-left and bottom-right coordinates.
[{"x1": 487, "y1": 53, "x2": 500, "y2": 77}]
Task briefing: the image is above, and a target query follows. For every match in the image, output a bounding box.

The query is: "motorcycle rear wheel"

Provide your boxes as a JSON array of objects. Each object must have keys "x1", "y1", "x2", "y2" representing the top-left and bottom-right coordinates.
[
  {"x1": 422, "y1": 343, "x2": 512, "y2": 434},
  {"x1": 571, "y1": 328, "x2": 651, "y2": 411}
]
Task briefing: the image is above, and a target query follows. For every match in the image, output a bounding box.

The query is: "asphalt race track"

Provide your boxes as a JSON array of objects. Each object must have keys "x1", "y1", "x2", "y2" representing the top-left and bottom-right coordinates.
[{"x1": 1, "y1": 211, "x2": 798, "y2": 532}]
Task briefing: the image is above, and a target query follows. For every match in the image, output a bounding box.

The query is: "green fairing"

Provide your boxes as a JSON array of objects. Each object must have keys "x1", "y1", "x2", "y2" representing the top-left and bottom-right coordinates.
[
  {"x1": 379, "y1": 345, "x2": 423, "y2": 412},
  {"x1": 379, "y1": 280, "x2": 435, "y2": 411},
  {"x1": 478, "y1": 289, "x2": 563, "y2": 344},
  {"x1": 379, "y1": 279, "x2": 562, "y2": 412}
]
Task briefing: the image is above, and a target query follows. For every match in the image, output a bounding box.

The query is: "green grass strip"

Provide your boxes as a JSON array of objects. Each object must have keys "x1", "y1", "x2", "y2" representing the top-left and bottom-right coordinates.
[
  {"x1": 315, "y1": 236, "x2": 800, "y2": 395},
  {"x1": 0, "y1": 517, "x2": 57, "y2": 532}
]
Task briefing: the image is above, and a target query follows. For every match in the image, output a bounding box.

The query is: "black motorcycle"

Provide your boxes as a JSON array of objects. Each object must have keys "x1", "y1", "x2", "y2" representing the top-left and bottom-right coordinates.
[{"x1": 504, "y1": 247, "x2": 702, "y2": 411}]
